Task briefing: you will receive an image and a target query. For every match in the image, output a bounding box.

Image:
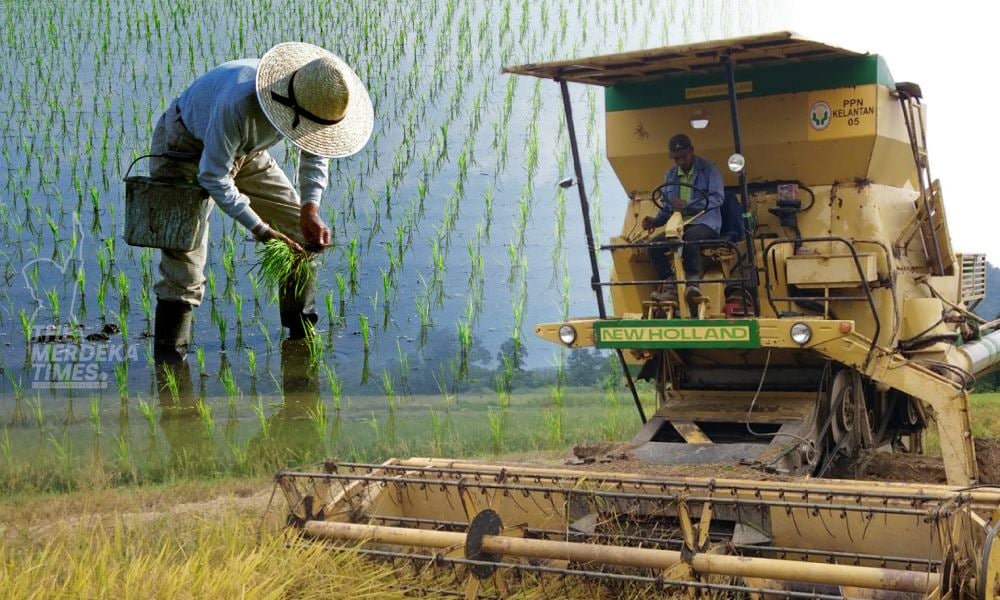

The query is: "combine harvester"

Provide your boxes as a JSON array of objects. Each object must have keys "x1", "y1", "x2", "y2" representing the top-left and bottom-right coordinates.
[{"x1": 278, "y1": 33, "x2": 1000, "y2": 598}]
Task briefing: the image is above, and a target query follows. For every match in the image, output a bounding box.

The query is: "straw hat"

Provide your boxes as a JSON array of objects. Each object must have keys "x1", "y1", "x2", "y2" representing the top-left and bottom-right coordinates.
[{"x1": 257, "y1": 42, "x2": 373, "y2": 159}]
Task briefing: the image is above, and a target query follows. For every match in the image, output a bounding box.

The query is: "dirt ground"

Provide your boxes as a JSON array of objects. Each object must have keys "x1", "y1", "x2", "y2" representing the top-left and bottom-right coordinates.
[
  {"x1": 0, "y1": 477, "x2": 279, "y2": 540},
  {"x1": 860, "y1": 438, "x2": 1000, "y2": 485}
]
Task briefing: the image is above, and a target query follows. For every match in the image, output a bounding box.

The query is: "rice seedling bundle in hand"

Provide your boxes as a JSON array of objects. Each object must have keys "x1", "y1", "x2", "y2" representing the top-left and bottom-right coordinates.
[{"x1": 254, "y1": 239, "x2": 316, "y2": 298}]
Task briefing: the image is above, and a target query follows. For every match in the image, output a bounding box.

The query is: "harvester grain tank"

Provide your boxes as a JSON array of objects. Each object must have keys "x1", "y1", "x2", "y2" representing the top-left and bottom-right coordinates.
[{"x1": 278, "y1": 33, "x2": 1000, "y2": 598}]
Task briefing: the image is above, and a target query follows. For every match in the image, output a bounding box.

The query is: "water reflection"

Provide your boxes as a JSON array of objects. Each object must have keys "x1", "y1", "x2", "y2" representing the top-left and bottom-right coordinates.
[
  {"x1": 154, "y1": 340, "x2": 324, "y2": 465},
  {"x1": 247, "y1": 340, "x2": 323, "y2": 462},
  {"x1": 156, "y1": 359, "x2": 213, "y2": 464}
]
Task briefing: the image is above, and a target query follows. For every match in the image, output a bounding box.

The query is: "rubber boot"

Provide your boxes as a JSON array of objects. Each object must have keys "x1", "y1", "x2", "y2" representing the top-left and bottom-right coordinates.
[
  {"x1": 279, "y1": 262, "x2": 319, "y2": 339},
  {"x1": 154, "y1": 298, "x2": 193, "y2": 363},
  {"x1": 685, "y1": 284, "x2": 706, "y2": 317},
  {"x1": 650, "y1": 281, "x2": 679, "y2": 303}
]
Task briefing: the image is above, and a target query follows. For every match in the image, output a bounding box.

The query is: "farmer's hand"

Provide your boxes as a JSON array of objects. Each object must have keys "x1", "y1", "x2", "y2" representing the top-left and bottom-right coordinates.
[
  {"x1": 252, "y1": 223, "x2": 303, "y2": 253},
  {"x1": 300, "y1": 203, "x2": 330, "y2": 249}
]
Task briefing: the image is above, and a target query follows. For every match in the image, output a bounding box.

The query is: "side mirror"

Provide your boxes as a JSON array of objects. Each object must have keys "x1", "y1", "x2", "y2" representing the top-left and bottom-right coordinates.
[
  {"x1": 557, "y1": 177, "x2": 576, "y2": 189},
  {"x1": 727, "y1": 153, "x2": 745, "y2": 173}
]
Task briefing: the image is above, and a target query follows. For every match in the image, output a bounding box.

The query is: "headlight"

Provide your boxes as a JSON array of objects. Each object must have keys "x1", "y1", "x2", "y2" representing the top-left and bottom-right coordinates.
[
  {"x1": 727, "y1": 153, "x2": 745, "y2": 173},
  {"x1": 689, "y1": 110, "x2": 709, "y2": 129},
  {"x1": 790, "y1": 322, "x2": 812, "y2": 345},
  {"x1": 558, "y1": 325, "x2": 577, "y2": 346}
]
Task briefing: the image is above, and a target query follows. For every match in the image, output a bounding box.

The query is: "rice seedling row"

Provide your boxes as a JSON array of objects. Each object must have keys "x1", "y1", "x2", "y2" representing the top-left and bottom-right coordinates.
[{"x1": 0, "y1": 0, "x2": 771, "y2": 487}]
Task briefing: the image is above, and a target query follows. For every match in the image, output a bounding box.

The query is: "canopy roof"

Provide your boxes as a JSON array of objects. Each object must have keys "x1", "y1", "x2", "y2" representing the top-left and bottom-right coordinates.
[{"x1": 503, "y1": 31, "x2": 867, "y2": 87}]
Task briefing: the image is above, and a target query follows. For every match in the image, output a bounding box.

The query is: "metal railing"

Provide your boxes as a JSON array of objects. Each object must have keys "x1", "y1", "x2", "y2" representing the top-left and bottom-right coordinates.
[
  {"x1": 763, "y1": 236, "x2": 884, "y2": 362},
  {"x1": 600, "y1": 237, "x2": 756, "y2": 315}
]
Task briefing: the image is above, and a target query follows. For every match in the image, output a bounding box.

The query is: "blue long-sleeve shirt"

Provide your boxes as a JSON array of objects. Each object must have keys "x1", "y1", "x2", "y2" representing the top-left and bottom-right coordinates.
[
  {"x1": 649, "y1": 156, "x2": 724, "y2": 232},
  {"x1": 176, "y1": 59, "x2": 329, "y2": 232}
]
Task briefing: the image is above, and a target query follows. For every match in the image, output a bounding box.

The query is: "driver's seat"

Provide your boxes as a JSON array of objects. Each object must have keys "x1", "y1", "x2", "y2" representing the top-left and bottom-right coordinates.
[{"x1": 719, "y1": 189, "x2": 744, "y2": 243}]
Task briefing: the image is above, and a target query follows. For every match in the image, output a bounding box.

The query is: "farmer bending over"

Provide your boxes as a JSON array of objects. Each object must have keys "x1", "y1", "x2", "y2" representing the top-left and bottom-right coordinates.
[
  {"x1": 149, "y1": 42, "x2": 373, "y2": 362},
  {"x1": 642, "y1": 134, "x2": 723, "y2": 306}
]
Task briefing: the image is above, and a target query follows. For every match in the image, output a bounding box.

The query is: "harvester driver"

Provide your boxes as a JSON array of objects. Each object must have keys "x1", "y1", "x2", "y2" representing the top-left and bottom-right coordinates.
[
  {"x1": 147, "y1": 42, "x2": 373, "y2": 363},
  {"x1": 642, "y1": 134, "x2": 723, "y2": 307}
]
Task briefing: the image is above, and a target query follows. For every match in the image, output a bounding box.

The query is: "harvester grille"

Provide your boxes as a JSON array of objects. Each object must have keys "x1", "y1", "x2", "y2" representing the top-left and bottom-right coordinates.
[{"x1": 961, "y1": 253, "x2": 988, "y2": 308}]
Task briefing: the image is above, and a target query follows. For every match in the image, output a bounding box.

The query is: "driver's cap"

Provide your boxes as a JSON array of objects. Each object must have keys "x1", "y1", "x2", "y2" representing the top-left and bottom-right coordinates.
[{"x1": 668, "y1": 133, "x2": 693, "y2": 158}]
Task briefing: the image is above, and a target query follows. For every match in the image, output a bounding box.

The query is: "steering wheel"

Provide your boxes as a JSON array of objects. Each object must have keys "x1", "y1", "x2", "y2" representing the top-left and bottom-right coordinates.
[{"x1": 650, "y1": 182, "x2": 712, "y2": 212}]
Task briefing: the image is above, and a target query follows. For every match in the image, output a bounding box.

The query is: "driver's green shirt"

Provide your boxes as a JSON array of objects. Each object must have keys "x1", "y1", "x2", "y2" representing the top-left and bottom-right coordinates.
[{"x1": 678, "y1": 168, "x2": 693, "y2": 204}]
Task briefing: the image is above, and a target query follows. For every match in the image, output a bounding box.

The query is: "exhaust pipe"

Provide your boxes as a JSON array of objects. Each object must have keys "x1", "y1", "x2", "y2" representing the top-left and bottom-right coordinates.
[{"x1": 955, "y1": 330, "x2": 1000, "y2": 376}]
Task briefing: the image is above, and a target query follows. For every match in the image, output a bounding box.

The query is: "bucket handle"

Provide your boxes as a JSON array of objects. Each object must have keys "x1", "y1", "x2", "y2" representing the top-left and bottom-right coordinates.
[{"x1": 124, "y1": 152, "x2": 200, "y2": 180}]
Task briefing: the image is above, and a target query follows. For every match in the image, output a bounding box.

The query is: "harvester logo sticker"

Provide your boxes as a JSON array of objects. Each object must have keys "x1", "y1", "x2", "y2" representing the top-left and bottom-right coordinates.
[
  {"x1": 593, "y1": 320, "x2": 760, "y2": 349},
  {"x1": 809, "y1": 101, "x2": 831, "y2": 131},
  {"x1": 633, "y1": 121, "x2": 650, "y2": 140}
]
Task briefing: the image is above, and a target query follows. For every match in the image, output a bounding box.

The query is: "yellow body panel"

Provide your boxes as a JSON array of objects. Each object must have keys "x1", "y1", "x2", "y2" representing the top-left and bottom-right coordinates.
[
  {"x1": 785, "y1": 253, "x2": 878, "y2": 288},
  {"x1": 606, "y1": 84, "x2": 914, "y2": 192}
]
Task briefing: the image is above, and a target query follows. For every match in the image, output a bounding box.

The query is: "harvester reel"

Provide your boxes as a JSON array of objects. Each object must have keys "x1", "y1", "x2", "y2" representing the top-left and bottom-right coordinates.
[
  {"x1": 465, "y1": 509, "x2": 503, "y2": 579},
  {"x1": 278, "y1": 461, "x2": 1000, "y2": 598}
]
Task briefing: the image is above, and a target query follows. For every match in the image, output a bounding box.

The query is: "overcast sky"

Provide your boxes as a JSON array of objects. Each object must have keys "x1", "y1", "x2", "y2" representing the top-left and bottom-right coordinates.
[{"x1": 774, "y1": 1, "x2": 1000, "y2": 261}]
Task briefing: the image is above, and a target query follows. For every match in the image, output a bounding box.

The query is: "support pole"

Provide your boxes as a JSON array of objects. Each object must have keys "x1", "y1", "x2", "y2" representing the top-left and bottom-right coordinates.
[
  {"x1": 559, "y1": 78, "x2": 645, "y2": 423},
  {"x1": 559, "y1": 79, "x2": 606, "y2": 319},
  {"x1": 722, "y1": 54, "x2": 760, "y2": 316}
]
